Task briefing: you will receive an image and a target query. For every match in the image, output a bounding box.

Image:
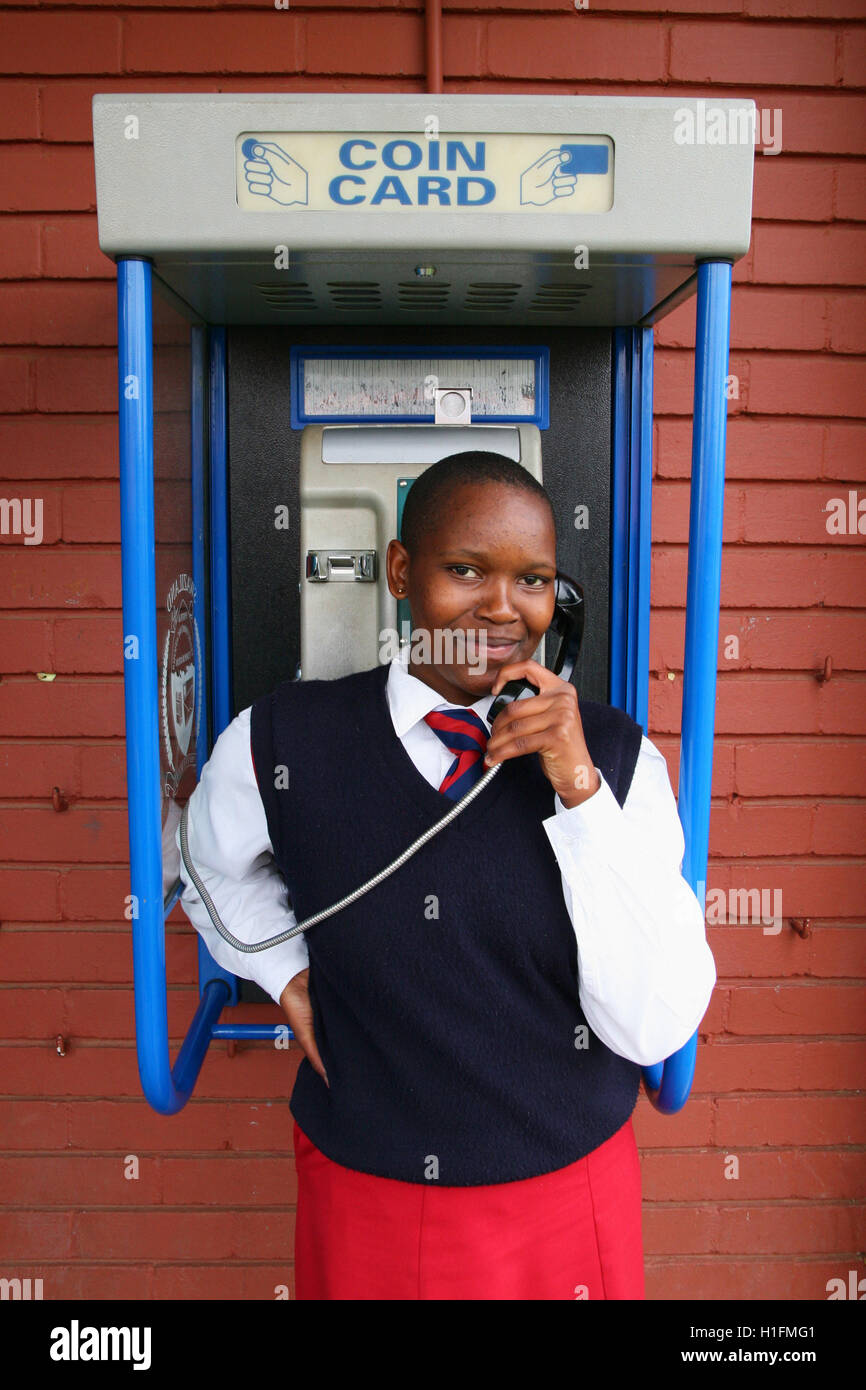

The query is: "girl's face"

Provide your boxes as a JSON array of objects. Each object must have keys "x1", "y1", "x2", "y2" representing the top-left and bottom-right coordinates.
[{"x1": 387, "y1": 480, "x2": 557, "y2": 706}]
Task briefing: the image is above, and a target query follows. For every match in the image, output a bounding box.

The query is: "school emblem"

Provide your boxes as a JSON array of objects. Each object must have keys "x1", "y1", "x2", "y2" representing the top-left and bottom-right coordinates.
[{"x1": 161, "y1": 573, "x2": 201, "y2": 798}]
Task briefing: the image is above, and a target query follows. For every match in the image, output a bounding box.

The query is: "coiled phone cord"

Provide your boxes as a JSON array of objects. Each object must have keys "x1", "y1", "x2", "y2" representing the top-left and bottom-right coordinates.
[{"x1": 178, "y1": 759, "x2": 502, "y2": 953}]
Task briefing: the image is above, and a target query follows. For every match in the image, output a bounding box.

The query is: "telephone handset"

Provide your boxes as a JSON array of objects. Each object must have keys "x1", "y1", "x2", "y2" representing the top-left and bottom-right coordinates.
[
  {"x1": 487, "y1": 571, "x2": 585, "y2": 725},
  {"x1": 179, "y1": 570, "x2": 587, "y2": 953}
]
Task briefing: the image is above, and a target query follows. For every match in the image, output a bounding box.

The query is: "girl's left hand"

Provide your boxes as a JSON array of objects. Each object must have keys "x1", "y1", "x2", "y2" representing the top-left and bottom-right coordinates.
[{"x1": 484, "y1": 660, "x2": 600, "y2": 808}]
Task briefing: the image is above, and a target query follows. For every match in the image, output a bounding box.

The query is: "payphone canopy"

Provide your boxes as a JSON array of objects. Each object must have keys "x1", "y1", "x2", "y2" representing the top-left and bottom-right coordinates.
[{"x1": 92, "y1": 93, "x2": 755, "y2": 328}]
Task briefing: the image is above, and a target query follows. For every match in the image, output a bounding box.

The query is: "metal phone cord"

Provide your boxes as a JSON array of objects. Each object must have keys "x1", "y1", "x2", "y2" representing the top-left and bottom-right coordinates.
[{"x1": 178, "y1": 761, "x2": 501, "y2": 953}]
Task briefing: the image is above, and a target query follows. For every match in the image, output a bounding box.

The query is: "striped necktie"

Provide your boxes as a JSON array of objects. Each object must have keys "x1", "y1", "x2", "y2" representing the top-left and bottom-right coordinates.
[{"x1": 423, "y1": 706, "x2": 491, "y2": 800}]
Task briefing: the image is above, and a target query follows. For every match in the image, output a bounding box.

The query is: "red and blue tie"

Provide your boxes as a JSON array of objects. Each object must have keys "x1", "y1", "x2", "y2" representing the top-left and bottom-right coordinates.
[{"x1": 423, "y1": 707, "x2": 491, "y2": 800}]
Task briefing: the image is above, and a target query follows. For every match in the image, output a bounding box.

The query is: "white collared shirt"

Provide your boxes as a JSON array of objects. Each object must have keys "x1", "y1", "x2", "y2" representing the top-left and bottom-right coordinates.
[{"x1": 175, "y1": 654, "x2": 715, "y2": 1066}]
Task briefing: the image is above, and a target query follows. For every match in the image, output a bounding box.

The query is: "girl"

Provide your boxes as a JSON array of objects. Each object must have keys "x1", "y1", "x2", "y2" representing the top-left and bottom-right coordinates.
[{"x1": 178, "y1": 450, "x2": 715, "y2": 1300}]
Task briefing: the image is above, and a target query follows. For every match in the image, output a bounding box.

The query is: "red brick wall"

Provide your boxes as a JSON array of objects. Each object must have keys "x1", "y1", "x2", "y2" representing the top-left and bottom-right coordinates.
[{"x1": 1, "y1": 1, "x2": 863, "y2": 1302}]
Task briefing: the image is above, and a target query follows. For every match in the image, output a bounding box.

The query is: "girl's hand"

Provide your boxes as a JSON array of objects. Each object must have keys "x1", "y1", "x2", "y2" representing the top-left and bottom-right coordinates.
[
  {"x1": 279, "y1": 969, "x2": 329, "y2": 1087},
  {"x1": 484, "y1": 660, "x2": 600, "y2": 808}
]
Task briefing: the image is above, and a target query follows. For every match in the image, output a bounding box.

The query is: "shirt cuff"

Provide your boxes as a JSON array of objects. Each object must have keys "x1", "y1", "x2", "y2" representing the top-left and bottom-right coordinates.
[{"x1": 549, "y1": 768, "x2": 623, "y2": 843}]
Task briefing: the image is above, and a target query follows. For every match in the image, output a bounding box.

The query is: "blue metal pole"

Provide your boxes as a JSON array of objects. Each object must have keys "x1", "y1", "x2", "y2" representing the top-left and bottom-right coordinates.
[
  {"x1": 609, "y1": 330, "x2": 630, "y2": 710},
  {"x1": 209, "y1": 327, "x2": 232, "y2": 737},
  {"x1": 653, "y1": 259, "x2": 732, "y2": 1113},
  {"x1": 119, "y1": 260, "x2": 229, "y2": 1113}
]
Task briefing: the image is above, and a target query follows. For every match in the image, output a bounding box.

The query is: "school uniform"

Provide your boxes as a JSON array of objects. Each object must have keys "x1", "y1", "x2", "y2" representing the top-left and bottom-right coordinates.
[{"x1": 177, "y1": 651, "x2": 715, "y2": 1300}]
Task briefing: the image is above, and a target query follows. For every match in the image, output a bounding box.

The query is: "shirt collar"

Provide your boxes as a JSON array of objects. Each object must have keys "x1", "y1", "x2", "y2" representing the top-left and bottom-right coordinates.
[{"x1": 386, "y1": 649, "x2": 496, "y2": 739}]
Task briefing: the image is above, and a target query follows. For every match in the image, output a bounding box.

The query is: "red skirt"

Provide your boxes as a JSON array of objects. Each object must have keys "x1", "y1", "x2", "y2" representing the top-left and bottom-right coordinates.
[{"x1": 293, "y1": 1118, "x2": 644, "y2": 1301}]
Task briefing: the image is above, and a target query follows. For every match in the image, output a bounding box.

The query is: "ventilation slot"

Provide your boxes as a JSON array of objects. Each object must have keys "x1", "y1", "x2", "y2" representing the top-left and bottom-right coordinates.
[
  {"x1": 256, "y1": 283, "x2": 317, "y2": 311},
  {"x1": 527, "y1": 283, "x2": 591, "y2": 314},
  {"x1": 326, "y1": 281, "x2": 383, "y2": 310},
  {"x1": 396, "y1": 282, "x2": 451, "y2": 311},
  {"x1": 463, "y1": 283, "x2": 521, "y2": 312}
]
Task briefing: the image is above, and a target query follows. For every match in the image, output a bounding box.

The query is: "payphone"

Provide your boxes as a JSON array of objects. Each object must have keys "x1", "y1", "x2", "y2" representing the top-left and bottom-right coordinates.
[{"x1": 92, "y1": 92, "x2": 754, "y2": 1115}]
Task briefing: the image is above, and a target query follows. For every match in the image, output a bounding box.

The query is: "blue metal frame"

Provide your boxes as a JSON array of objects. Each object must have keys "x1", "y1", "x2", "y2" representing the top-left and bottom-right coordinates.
[
  {"x1": 209, "y1": 328, "x2": 233, "y2": 738},
  {"x1": 653, "y1": 261, "x2": 733, "y2": 1111},
  {"x1": 289, "y1": 345, "x2": 550, "y2": 429},
  {"x1": 610, "y1": 268, "x2": 731, "y2": 1112},
  {"x1": 119, "y1": 259, "x2": 230, "y2": 1115},
  {"x1": 122, "y1": 257, "x2": 733, "y2": 1114}
]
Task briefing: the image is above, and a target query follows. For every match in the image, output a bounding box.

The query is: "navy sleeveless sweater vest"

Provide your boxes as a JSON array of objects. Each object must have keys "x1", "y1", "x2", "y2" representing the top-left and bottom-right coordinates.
[{"x1": 250, "y1": 662, "x2": 644, "y2": 1186}]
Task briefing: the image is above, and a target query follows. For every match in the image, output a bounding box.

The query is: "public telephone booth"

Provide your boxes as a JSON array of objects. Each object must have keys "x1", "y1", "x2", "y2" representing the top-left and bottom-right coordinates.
[{"x1": 92, "y1": 93, "x2": 754, "y2": 1116}]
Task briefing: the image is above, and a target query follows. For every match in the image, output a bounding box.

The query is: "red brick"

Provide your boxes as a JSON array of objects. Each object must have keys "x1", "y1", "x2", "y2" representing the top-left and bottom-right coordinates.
[
  {"x1": 53, "y1": 614, "x2": 123, "y2": 675},
  {"x1": 834, "y1": 161, "x2": 866, "y2": 221},
  {"x1": 153, "y1": 1264, "x2": 294, "y2": 1301},
  {"x1": 123, "y1": 14, "x2": 303, "y2": 74},
  {"x1": 78, "y1": 741, "x2": 128, "y2": 794},
  {"x1": 0, "y1": 284, "x2": 116, "y2": 347},
  {"x1": 0, "y1": 1099, "x2": 67, "y2": 1149},
  {"x1": 825, "y1": 421, "x2": 866, "y2": 479},
  {"x1": 0, "y1": 1154, "x2": 160, "y2": 1203},
  {"x1": 696, "y1": 1039, "x2": 866, "y2": 1091},
  {"x1": 716, "y1": 1094, "x2": 866, "y2": 1146},
  {"x1": 657, "y1": 416, "x2": 825, "y2": 481},
  {"x1": 159, "y1": 1155, "x2": 295, "y2": 1206},
  {"x1": 35, "y1": 350, "x2": 115, "y2": 412},
  {"x1": 0, "y1": 549, "x2": 120, "y2": 609},
  {"x1": 646, "y1": 1256, "x2": 857, "y2": 1302},
  {"x1": 0, "y1": 616, "x2": 52, "y2": 671},
  {"x1": 0, "y1": 414, "x2": 118, "y2": 479},
  {"x1": 752, "y1": 224, "x2": 866, "y2": 287},
  {"x1": 2, "y1": 929, "x2": 122, "y2": 983},
  {"x1": 727, "y1": 983, "x2": 866, "y2": 1037},
  {"x1": 829, "y1": 293, "x2": 866, "y2": 353},
  {"x1": 0, "y1": 869, "x2": 61, "y2": 922},
  {"x1": 651, "y1": 673, "x2": 837, "y2": 735},
  {"x1": 645, "y1": 1203, "x2": 863, "y2": 1256},
  {"x1": 0, "y1": 145, "x2": 96, "y2": 213},
  {"x1": 653, "y1": 610, "x2": 866, "y2": 672},
  {"x1": 651, "y1": 479, "x2": 744, "y2": 543},
  {"x1": 42, "y1": 215, "x2": 111, "y2": 279},
  {"x1": 655, "y1": 348, "x2": 749, "y2": 416},
  {"x1": 0, "y1": 740, "x2": 79, "y2": 797},
  {"x1": 708, "y1": 861, "x2": 863, "y2": 918},
  {"x1": 63, "y1": 867, "x2": 135, "y2": 922},
  {"x1": 643, "y1": 1147, "x2": 866, "y2": 1203},
  {"x1": 632, "y1": 1094, "x2": 715, "y2": 1149},
  {"x1": 747, "y1": 0, "x2": 866, "y2": 15},
  {"x1": 813, "y1": 803, "x2": 866, "y2": 855},
  {"x1": 0, "y1": 806, "x2": 129, "y2": 864},
  {"x1": 0, "y1": 679, "x2": 123, "y2": 736},
  {"x1": 671, "y1": 21, "x2": 836, "y2": 86},
  {"x1": 0, "y1": 1212, "x2": 70, "y2": 1259},
  {"x1": 708, "y1": 926, "x2": 866, "y2": 980},
  {"x1": 0, "y1": 81, "x2": 40, "y2": 139},
  {"x1": 61, "y1": 483, "x2": 121, "y2": 542},
  {"x1": 747, "y1": 92, "x2": 866, "y2": 157},
  {"x1": 841, "y1": 27, "x2": 866, "y2": 87},
  {"x1": 653, "y1": 545, "x2": 864, "y2": 609},
  {"x1": 750, "y1": 350, "x2": 866, "y2": 414},
  {"x1": 752, "y1": 156, "x2": 835, "y2": 222},
  {"x1": 0, "y1": 216, "x2": 42, "y2": 277},
  {"x1": 730, "y1": 289, "x2": 826, "y2": 351},
  {"x1": 488, "y1": 16, "x2": 665, "y2": 82},
  {"x1": 707, "y1": 801, "x2": 814, "y2": 856},
  {"x1": 2, "y1": 15, "x2": 120, "y2": 75},
  {"x1": 735, "y1": 738, "x2": 866, "y2": 796},
  {"x1": 0, "y1": 353, "x2": 35, "y2": 411},
  {"x1": 742, "y1": 482, "x2": 866, "y2": 543}
]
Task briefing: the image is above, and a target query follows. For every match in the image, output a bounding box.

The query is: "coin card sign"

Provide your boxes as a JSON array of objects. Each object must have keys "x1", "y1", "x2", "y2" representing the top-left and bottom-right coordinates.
[{"x1": 236, "y1": 133, "x2": 613, "y2": 213}]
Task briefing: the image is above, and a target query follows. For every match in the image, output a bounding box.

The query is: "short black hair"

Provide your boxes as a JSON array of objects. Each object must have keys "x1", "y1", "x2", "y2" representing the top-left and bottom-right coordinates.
[{"x1": 399, "y1": 450, "x2": 554, "y2": 558}]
